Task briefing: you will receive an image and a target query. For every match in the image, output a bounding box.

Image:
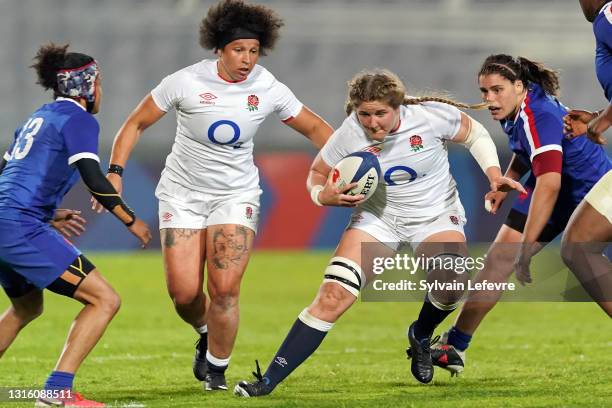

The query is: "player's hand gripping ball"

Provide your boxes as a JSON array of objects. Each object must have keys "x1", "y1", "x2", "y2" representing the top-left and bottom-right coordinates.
[{"x1": 332, "y1": 151, "x2": 381, "y2": 201}]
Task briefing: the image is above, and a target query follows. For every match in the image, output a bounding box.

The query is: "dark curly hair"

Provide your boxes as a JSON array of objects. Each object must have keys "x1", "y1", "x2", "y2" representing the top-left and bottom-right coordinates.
[
  {"x1": 199, "y1": 0, "x2": 284, "y2": 55},
  {"x1": 30, "y1": 42, "x2": 94, "y2": 96}
]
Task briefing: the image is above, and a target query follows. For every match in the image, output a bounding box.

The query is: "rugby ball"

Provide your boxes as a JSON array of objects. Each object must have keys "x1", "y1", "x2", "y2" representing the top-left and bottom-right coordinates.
[{"x1": 332, "y1": 151, "x2": 381, "y2": 200}]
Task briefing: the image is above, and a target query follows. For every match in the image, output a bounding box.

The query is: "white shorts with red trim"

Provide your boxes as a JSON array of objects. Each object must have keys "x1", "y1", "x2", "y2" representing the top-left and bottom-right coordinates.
[
  {"x1": 157, "y1": 177, "x2": 261, "y2": 232},
  {"x1": 347, "y1": 206, "x2": 466, "y2": 251}
]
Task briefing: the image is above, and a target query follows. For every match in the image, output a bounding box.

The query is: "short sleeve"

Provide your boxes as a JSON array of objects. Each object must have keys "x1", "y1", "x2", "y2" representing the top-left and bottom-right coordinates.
[
  {"x1": 519, "y1": 108, "x2": 564, "y2": 176},
  {"x1": 62, "y1": 113, "x2": 100, "y2": 165},
  {"x1": 320, "y1": 116, "x2": 360, "y2": 167},
  {"x1": 597, "y1": 6, "x2": 612, "y2": 49},
  {"x1": 151, "y1": 72, "x2": 184, "y2": 112},
  {"x1": 519, "y1": 109, "x2": 563, "y2": 162},
  {"x1": 421, "y1": 102, "x2": 462, "y2": 140},
  {"x1": 269, "y1": 79, "x2": 304, "y2": 122}
]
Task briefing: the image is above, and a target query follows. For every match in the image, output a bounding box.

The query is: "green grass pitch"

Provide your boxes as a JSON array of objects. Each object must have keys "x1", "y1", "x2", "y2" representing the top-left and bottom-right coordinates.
[{"x1": 1, "y1": 251, "x2": 610, "y2": 407}]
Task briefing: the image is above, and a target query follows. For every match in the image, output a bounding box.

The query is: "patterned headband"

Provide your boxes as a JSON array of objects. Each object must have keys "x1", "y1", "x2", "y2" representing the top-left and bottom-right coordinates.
[{"x1": 56, "y1": 60, "x2": 99, "y2": 103}]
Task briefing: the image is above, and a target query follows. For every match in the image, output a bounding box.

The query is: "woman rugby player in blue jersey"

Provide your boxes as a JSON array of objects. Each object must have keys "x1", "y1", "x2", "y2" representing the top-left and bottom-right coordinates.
[
  {"x1": 562, "y1": 0, "x2": 612, "y2": 317},
  {"x1": 0, "y1": 43, "x2": 151, "y2": 407},
  {"x1": 431, "y1": 54, "x2": 611, "y2": 376}
]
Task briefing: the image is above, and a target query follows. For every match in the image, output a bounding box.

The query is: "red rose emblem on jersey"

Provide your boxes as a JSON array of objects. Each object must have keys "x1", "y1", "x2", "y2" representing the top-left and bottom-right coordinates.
[
  {"x1": 247, "y1": 95, "x2": 259, "y2": 111},
  {"x1": 449, "y1": 215, "x2": 459, "y2": 225},
  {"x1": 409, "y1": 135, "x2": 424, "y2": 152},
  {"x1": 245, "y1": 206, "x2": 253, "y2": 220}
]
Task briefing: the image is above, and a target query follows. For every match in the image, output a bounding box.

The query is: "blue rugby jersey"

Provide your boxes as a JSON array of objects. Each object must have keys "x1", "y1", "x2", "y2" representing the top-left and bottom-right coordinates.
[
  {"x1": 0, "y1": 98, "x2": 99, "y2": 222},
  {"x1": 500, "y1": 83, "x2": 611, "y2": 205},
  {"x1": 594, "y1": 1, "x2": 612, "y2": 101}
]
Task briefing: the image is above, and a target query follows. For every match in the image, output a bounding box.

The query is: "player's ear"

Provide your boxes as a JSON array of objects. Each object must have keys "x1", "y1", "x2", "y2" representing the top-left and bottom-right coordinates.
[{"x1": 514, "y1": 79, "x2": 525, "y2": 94}]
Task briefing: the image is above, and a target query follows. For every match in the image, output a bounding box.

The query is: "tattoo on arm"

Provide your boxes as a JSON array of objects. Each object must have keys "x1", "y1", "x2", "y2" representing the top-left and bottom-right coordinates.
[{"x1": 161, "y1": 228, "x2": 200, "y2": 249}]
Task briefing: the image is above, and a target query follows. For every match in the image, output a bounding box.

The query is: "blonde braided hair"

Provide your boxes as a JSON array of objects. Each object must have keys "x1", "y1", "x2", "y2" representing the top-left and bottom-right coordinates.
[{"x1": 345, "y1": 69, "x2": 487, "y2": 115}]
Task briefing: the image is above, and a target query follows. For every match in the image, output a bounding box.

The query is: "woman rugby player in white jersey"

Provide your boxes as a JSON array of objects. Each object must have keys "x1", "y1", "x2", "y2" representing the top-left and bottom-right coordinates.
[
  {"x1": 93, "y1": 0, "x2": 333, "y2": 391},
  {"x1": 234, "y1": 69, "x2": 524, "y2": 396}
]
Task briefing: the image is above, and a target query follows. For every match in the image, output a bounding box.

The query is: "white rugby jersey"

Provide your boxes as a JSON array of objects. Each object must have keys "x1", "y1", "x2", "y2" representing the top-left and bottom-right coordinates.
[
  {"x1": 320, "y1": 102, "x2": 465, "y2": 221},
  {"x1": 151, "y1": 59, "x2": 303, "y2": 194}
]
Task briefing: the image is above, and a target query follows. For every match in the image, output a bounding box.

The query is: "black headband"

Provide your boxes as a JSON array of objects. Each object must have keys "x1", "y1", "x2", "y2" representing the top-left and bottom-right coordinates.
[{"x1": 217, "y1": 27, "x2": 260, "y2": 49}]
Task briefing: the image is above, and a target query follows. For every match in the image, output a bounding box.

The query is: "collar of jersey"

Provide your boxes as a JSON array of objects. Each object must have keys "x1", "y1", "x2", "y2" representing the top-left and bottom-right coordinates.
[{"x1": 55, "y1": 97, "x2": 86, "y2": 111}]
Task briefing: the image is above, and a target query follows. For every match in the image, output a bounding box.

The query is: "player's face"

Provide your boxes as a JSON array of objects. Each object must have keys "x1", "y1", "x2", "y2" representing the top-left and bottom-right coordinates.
[
  {"x1": 479, "y1": 74, "x2": 525, "y2": 121},
  {"x1": 217, "y1": 39, "x2": 260, "y2": 82},
  {"x1": 355, "y1": 100, "x2": 401, "y2": 141}
]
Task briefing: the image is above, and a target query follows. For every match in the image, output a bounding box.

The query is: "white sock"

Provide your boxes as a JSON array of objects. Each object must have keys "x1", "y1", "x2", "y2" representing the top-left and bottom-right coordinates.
[
  {"x1": 195, "y1": 324, "x2": 208, "y2": 335},
  {"x1": 206, "y1": 350, "x2": 230, "y2": 368}
]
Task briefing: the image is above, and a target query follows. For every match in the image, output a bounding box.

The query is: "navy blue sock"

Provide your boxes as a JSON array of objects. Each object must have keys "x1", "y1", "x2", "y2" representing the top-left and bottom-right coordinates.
[
  {"x1": 44, "y1": 371, "x2": 74, "y2": 391},
  {"x1": 447, "y1": 326, "x2": 472, "y2": 351},
  {"x1": 413, "y1": 298, "x2": 454, "y2": 341},
  {"x1": 263, "y1": 317, "x2": 329, "y2": 389}
]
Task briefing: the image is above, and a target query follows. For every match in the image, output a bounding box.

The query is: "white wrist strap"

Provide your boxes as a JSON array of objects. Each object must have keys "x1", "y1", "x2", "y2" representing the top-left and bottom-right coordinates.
[{"x1": 310, "y1": 185, "x2": 324, "y2": 207}]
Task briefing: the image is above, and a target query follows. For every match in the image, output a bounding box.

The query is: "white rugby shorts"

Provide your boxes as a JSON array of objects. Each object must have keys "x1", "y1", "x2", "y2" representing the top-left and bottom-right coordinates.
[
  {"x1": 156, "y1": 176, "x2": 261, "y2": 232},
  {"x1": 347, "y1": 208, "x2": 466, "y2": 251}
]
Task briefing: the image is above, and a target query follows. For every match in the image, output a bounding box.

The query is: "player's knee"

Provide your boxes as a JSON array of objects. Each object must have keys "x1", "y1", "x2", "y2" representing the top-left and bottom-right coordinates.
[
  {"x1": 426, "y1": 253, "x2": 469, "y2": 309},
  {"x1": 171, "y1": 289, "x2": 202, "y2": 309},
  {"x1": 209, "y1": 284, "x2": 239, "y2": 312},
  {"x1": 312, "y1": 282, "x2": 353, "y2": 318},
  {"x1": 486, "y1": 245, "x2": 516, "y2": 269},
  {"x1": 560, "y1": 238, "x2": 577, "y2": 269},
  {"x1": 13, "y1": 302, "x2": 43, "y2": 325},
  {"x1": 99, "y1": 289, "x2": 121, "y2": 317},
  {"x1": 85, "y1": 282, "x2": 121, "y2": 317},
  {"x1": 208, "y1": 272, "x2": 241, "y2": 305},
  {"x1": 210, "y1": 292, "x2": 238, "y2": 312},
  {"x1": 462, "y1": 298, "x2": 497, "y2": 315}
]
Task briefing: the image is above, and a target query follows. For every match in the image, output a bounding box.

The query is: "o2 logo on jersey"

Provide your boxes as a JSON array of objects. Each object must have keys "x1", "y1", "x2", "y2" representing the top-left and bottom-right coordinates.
[
  {"x1": 10, "y1": 117, "x2": 45, "y2": 160},
  {"x1": 207, "y1": 119, "x2": 242, "y2": 148},
  {"x1": 383, "y1": 165, "x2": 418, "y2": 185}
]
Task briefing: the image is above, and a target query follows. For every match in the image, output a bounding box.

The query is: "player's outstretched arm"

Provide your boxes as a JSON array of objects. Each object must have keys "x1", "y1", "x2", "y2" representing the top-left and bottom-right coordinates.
[
  {"x1": 77, "y1": 157, "x2": 152, "y2": 247},
  {"x1": 285, "y1": 106, "x2": 334, "y2": 149},
  {"x1": 514, "y1": 172, "x2": 561, "y2": 285},
  {"x1": 523, "y1": 172, "x2": 561, "y2": 244},
  {"x1": 92, "y1": 94, "x2": 165, "y2": 213}
]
